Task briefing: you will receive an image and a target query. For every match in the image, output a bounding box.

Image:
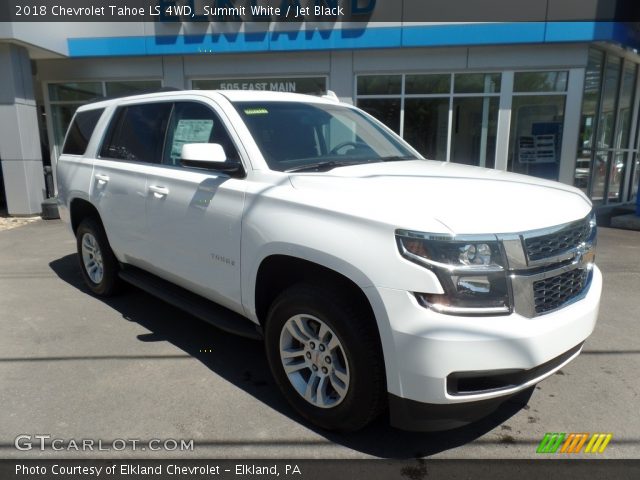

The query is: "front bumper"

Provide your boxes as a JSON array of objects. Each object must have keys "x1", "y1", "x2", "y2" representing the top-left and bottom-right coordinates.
[{"x1": 371, "y1": 265, "x2": 601, "y2": 429}]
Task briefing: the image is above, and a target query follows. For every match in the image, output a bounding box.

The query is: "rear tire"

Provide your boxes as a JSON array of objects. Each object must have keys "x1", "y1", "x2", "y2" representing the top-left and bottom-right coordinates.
[
  {"x1": 76, "y1": 217, "x2": 121, "y2": 297},
  {"x1": 264, "y1": 283, "x2": 386, "y2": 432}
]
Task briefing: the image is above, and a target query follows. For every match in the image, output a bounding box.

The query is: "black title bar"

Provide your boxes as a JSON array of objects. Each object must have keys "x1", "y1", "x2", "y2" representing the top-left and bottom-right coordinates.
[
  {"x1": 3, "y1": 459, "x2": 640, "y2": 480},
  {"x1": 2, "y1": 0, "x2": 640, "y2": 22}
]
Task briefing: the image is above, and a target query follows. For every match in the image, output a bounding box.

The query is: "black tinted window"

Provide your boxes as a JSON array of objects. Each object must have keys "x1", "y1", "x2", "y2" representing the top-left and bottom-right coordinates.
[
  {"x1": 100, "y1": 103, "x2": 172, "y2": 163},
  {"x1": 163, "y1": 102, "x2": 239, "y2": 166},
  {"x1": 62, "y1": 109, "x2": 104, "y2": 155},
  {"x1": 234, "y1": 101, "x2": 414, "y2": 171}
]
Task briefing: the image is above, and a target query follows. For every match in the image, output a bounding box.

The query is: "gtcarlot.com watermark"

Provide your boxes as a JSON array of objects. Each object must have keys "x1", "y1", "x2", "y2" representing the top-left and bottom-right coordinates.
[{"x1": 15, "y1": 435, "x2": 194, "y2": 452}]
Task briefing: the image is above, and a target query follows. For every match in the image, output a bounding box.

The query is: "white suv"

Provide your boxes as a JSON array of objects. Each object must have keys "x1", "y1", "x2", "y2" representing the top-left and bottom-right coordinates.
[{"x1": 56, "y1": 90, "x2": 601, "y2": 432}]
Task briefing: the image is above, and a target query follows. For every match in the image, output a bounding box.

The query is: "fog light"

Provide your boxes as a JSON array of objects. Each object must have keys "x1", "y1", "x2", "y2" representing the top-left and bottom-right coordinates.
[{"x1": 456, "y1": 276, "x2": 491, "y2": 294}]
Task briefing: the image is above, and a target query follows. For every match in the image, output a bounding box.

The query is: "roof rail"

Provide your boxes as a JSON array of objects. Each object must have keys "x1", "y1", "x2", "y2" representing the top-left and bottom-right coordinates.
[{"x1": 84, "y1": 86, "x2": 183, "y2": 105}]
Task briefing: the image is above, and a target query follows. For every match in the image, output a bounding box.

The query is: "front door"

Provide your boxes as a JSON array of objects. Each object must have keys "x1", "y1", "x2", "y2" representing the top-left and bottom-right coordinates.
[{"x1": 143, "y1": 101, "x2": 246, "y2": 313}]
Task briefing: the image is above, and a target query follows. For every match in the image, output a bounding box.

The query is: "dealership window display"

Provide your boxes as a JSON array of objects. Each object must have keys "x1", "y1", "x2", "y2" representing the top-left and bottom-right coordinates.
[
  {"x1": 575, "y1": 48, "x2": 640, "y2": 204},
  {"x1": 507, "y1": 71, "x2": 568, "y2": 181},
  {"x1": 357, "y1": 73, "x2": 500, "y2": 167}
]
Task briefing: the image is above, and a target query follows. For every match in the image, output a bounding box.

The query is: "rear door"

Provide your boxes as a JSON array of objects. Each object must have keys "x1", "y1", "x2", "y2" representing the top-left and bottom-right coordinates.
[
  {"x1": 56, "y1": 108, "x2": 105, "y2": 224},
  {"x1": 143, "y1": 100, "x2": 247, "y2": 313},
  {"x1": 90, "y1": 102, "x2": 172, "y2": 264}
]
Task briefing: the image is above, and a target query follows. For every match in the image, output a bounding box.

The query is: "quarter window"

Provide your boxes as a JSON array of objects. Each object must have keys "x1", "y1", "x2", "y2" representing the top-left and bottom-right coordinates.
[{"x1": 62, "y1": 108, "x2": 104, "y2": 155}]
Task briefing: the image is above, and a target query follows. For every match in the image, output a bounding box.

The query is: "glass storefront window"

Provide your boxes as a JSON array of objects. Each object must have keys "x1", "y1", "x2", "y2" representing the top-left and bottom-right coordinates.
[
  {"x1": 509, "y1": 71, "x2": 568, "y2": 181},
  {"x1": 48, "y1": 82, "x2": 102, "y2": 102},
  {"x1": 575, "y1": 50, "x2": 604, "y2": 193},
  {"x1": 405, "y1": 74, "x2": 450, "y2": 94},
  {"x1": 574, "y1": 150, "x2": 592, "y2": 192},
  {"x1": 509, "y1": 95, "x2": 566, "y2": 180},
  {"x1": 454, "y1": 73, "x2": 501, "y2": 94},
  {"x1": 450, "y1": 97, "x2": 498, "y2": 168},
  {"x1": 403, "y1": 98, "x2": 450, "y2": 160},
  {"x1": 357, "y1": 72, "x2": 500, "y2": 165},
  {"x1": 590, "y1": 151, "x2": 610, "y2": 203},
  {"x1": 51, "y1": 104, "x2": 78, "y2": 153},
  {"x1": 615, "y1": 62, "x2": 637, "y2": 150},
  {"x1": 575, "y1": 49, "x2": 640, "y2": 204},
  {"x1": 357, "y1": 75, "x2": 401, "y2": 95},
  {"x1": 579, "y1": 50, "x2": 604, "y2": 151},
  {"x1": 633, "y1": 121, "x2": 640, "y2": 202},
  {"x1": 105, "y1": 80, "x2": 162, "y2": 97},
  {"x1": 48, "y1": 80, "x2": 161, "y2": 152},
  {"x1": 357, "y1": 98, "x2": 401, "y2": 134},
  {"x1": 514, "y1": 71, "x2": 568, "y2": 92},
  {"x1": 607, "y1": 152, "x2": 627, "y2": 202},
  {"x1": 596, "y1": 55, "x2": 622, "y2": 150},
  {"x1": 631, "y1": 153, "x2": 640, "y2": 202}
]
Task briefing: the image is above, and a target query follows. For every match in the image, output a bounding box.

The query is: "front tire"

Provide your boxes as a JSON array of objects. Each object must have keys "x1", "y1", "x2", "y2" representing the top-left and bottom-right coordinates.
[
  {"x1": 265, "y1": 283, "x2": 386, "y2": 432},
  {"x1": 76, "y1": 217, "x2": 121, "y2": 296}
]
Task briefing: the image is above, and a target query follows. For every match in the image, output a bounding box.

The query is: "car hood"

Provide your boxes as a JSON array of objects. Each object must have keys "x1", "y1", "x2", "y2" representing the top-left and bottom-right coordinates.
[{"x1": 288, "y1": 160, "x2": 592, "y2": 235}]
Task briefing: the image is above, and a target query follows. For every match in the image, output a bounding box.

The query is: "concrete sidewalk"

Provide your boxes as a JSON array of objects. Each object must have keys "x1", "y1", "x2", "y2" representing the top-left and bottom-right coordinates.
[{"x1": 0, "y1": 220, "x2": 639, "y2": 459}]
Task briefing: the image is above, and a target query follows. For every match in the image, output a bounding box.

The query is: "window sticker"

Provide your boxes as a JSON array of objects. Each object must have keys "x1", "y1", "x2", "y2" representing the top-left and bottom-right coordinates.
[
  {"x1": 171, "y1": 119, "x2": 214, "y2": 158},
  {"x1": 244, "y1": 108, "x2": 269, "y2": 115}
]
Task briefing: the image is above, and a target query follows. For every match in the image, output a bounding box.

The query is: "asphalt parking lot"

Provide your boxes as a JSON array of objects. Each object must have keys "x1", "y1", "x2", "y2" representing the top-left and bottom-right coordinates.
[{"x1": 0, "y1": 219, "x2": 639, "y2": 460}]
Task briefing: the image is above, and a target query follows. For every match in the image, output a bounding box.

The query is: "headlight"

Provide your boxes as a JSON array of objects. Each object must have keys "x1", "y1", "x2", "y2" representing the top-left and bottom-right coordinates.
[{"x1": 396, "y1": 230, "x2": 511, "y2": 316}]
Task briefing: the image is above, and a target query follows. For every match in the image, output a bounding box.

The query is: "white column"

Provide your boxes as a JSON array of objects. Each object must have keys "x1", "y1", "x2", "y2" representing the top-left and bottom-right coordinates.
[
  {"x1": 478, "y1": 75, "x2": 492, "y2": 168},
  {"x1": 494, "y1": 71, "x2": 514, "y2": 171},
  {"x1": 0, "y1": 44, "x2": 45, "y2": 215}
]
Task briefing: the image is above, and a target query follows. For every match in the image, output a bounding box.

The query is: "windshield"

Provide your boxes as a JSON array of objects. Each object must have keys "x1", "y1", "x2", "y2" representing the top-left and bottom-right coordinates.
[{"x1": 233, "y1": 101, "x2": 419, "y2": 172}]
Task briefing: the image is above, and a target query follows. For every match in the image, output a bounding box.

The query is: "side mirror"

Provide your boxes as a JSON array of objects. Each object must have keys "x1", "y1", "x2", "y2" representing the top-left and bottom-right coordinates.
[{"x1": 180, "y1": 143, "x2": 244, "y2": 176}]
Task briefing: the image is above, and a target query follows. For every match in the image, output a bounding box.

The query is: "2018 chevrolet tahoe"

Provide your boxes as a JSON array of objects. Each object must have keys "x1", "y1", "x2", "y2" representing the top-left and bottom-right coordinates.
[{"x1": 56, "y1": 90, "x2": 601, "y2": 432}]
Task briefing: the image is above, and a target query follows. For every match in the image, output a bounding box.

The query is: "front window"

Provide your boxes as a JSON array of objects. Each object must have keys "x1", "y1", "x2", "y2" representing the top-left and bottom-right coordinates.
[{"x1": 233, "y1": 101, "x2": 417, "y2": 172}]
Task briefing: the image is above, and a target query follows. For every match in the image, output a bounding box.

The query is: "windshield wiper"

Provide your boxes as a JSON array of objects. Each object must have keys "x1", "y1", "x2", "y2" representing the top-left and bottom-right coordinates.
[
  {"x1": 285, "y1": 161, "x2": 364, "y2": 173},
  {"x1": 285, "y1": 156, "x2": 417, "y2": 173}
]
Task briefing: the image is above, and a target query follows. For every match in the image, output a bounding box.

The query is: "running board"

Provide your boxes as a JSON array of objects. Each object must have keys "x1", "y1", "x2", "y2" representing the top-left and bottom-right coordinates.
[{"x1": 118, "y1": 267, "x2": 262, "y2": 341}]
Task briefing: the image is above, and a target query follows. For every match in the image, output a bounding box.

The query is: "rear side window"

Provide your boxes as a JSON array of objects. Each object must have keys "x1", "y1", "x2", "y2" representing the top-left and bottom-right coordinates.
[
  {"x1": 62, "y1": 108, "x2": 104, "y2": 155},
  {"x1": 100, "y1": 103, "x2": 172, "y2": 163}
]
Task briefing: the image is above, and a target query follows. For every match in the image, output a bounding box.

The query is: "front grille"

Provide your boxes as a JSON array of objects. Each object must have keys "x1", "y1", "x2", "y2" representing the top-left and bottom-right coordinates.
[
  {"x1": 533, "y1": 268, "x2": 588, "y2": 314},
  {"x1": 524, "y1": 217, "x2": 591, "y2": 262}
]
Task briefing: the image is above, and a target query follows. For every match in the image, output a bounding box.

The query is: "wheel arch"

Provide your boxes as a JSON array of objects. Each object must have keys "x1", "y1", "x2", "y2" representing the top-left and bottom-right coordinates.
[
  {"x1": 249, "y1": 249, "x2": 401, "y2": 396},
  {"x1": 69, "y1": 197, "x2": 104, "y2": 234},
  {"x1": 254, "y1": 254, "x2": 375, "y2": 328}
]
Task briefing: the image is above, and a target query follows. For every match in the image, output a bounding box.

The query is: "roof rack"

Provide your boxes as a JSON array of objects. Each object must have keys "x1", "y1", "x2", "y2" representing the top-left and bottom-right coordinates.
[{"x1": 84, "y1": 86, "x2": 183, "y2": 105}]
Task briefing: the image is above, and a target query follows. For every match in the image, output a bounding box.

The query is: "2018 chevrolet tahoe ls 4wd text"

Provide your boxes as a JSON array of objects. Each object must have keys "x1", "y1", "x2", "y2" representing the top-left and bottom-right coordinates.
[{"x1": 56, "y1": 90, "x2": 601, "y2": 432}]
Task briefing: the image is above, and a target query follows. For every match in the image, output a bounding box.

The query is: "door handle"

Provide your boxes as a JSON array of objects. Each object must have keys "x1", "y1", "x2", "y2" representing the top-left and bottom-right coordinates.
[
  {"x1": 95, "y1": 174, "x2": 110, "y2": 185},
  {"x1": 148, "y1": 185, "x2": 169, "y2": 198}
]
